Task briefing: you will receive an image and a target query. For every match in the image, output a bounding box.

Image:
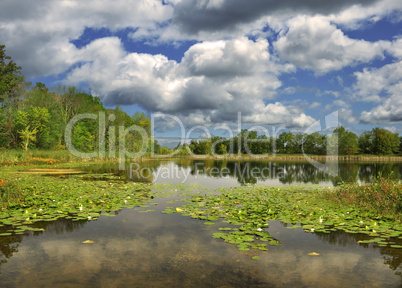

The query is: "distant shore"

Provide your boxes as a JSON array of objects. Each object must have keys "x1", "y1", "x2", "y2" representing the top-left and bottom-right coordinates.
[
  {"x1": 164, "y1": 154, "x2": 402, "y2": 162},
  {"x1": 1, "y1": 149, "x2": 402, "y2": 166}
]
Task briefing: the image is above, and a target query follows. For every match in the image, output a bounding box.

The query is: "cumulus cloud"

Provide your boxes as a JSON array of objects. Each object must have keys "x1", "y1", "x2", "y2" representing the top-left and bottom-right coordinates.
[
  {"x1": 339, "y1": 108, "x2": 358, "y2": 124},
  {"x1": 66, "y1": 36, "x2": 313, "y2": 129},
  {"x1": 384, "y1": 36, "x2": 402, "y2": 59},
  {"x1": 329, "y1": 0, "x2": 402, "y2": 29},
  {"x1": 356, "y1": 60, "x2": 402, "y2": 123},
  {"x1": 353, "y1": 61, "x2": 402, "y2": 102},
  {"x1": 274, "y1": 15, "x2": 385, "y2": 74},
  {"x1": 360, "y1": 83, "x2": 402, "y2": 123},
  {"x1": 0, "y1": 0, "x2": 173, "y2": 77},
  {"x1": 1, "y1": 0, "x2": 400, "y2": 131},
  {"x1": 171, "y1": 0, "x2": 379, "y2": 36}
]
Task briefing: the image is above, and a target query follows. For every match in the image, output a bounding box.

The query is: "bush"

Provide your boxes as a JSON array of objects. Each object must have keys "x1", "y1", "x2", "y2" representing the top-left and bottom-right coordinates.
[{"x1": 335, "y1": 175, "x2": 402, "y2": 217}]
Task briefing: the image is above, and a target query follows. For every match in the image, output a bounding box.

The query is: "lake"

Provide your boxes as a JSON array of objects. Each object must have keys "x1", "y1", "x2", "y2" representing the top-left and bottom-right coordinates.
[{"x1": 0, "y1": 159, "x2": 401, "y2": 287}]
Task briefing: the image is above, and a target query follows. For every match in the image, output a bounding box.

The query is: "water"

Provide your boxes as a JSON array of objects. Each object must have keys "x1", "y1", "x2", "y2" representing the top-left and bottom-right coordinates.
[
  {"x1": 129, "y1": 159, "x2": 402, "y2": 186},
  {"x1": 1, "y1": 159, "x2": 402, "y2": 287}
]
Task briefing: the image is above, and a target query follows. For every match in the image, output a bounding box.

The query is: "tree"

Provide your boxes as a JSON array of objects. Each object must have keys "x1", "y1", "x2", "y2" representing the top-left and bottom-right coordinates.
[
  {"x1": 15, "y1": 107, "x2": 50, "y2": 150},
  {"x1": 303, "y1": 132, "x2": 326, "y2": 155},
  {"x1": 0, "y1": 45, "x2": 25, "y2": 106},
  {"x1": 400, "y1": 136, "x2": 402, "y2": 155},
  {"x1": 329, "y1": 127, "x2": 358, "y2": 155},
  {"x1": 0, "y1": 106, "x2": 18, "y2": 148},
  {"x1": 372, "y1": 128, "x2": 399, "y2": 155},
  {"x1": 276, "y1": 132, "x2": 295, "y2": 154},
  {"x1": 18, "y1": 125, "x2": 38, "y2": 151},
  {"x1": 358, "y1": 131, "x2": 374, "y2": 154}
]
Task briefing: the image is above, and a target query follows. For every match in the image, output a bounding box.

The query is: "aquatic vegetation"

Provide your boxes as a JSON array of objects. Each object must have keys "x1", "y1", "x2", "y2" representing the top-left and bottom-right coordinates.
[
  {"x1": 1, "y1": 162, "x2": 402, "y2": 257},
  {"x1": 163, "y1": 185, "x2": 402, "y2": 252},
  {"x1": 0, "y1": 171, "x2": 156, "y2": 236},
  {"x1": 331, "y1": 176, "x2": 402, "y2": 217}
]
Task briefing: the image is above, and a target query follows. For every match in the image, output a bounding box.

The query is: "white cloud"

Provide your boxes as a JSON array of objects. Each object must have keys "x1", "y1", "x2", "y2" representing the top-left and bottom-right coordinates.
[
  {"x1": 360, "y1": 82, "x2": 402, "y2": 123},
  {"x1": 384, "y1": 126, "x2": 397, "y2": 133},
  {"x1": 333, "y1": 100, "x2": 349, "y2": 108},
  {"x1": 354, "y1": 59, "x2": 402, "y2": 125},
  {"x1": 353, "y1": 60, "x2": 402, "y2": 102},
  {"x1": 1, "y1": 0, "x2": 401, "y2": 131},
  {"x1": 339, "y1": 108, "x2": 358, "y2": 124},
  {"x1": 243, "y1": 102, "x2": 315, "y2": 128},
  {"x1": 65, "y1": 36, "x2": 313, "y2": 129},
  {"x1": 274, "y1": 15, "x2": 385, "y2": 74},
  {"x1": 384, "y1": 36, "x2": 402, "y2": 59},
  {"x1": 0, "y1": 0, "x2": 173, "y2": 77},
  {"x1": 329, "y1": 0, "x2": 402, "y2": 29},
  {"x1": 310, "y1": 102, "x2": 321, "y2": 109}
]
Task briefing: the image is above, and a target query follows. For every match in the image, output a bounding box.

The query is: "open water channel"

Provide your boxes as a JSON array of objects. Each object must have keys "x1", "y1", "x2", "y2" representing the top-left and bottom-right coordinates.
[{"x1": 0, "y1": 159, "x2": 401, "y2": 287}]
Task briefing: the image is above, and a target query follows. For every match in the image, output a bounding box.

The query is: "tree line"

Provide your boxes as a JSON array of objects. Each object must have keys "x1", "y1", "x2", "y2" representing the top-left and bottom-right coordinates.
[
  {"x1": 0, "y1": 45, "x2": 158, "y2": 154},
  {"x1": 183, "y1": 126, "x2": 401, "y2": 156}
]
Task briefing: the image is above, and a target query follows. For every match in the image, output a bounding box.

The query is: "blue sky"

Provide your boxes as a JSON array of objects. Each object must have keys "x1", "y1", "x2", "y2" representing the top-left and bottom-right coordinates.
[{"x1": 0, "y1": 0, "x2": 401, "y2": 146}]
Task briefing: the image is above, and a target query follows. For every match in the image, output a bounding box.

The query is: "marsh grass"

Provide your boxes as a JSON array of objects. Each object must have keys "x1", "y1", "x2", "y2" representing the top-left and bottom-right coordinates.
[
  {"x1": 331, "y1": 175, "x2": 402, "y2": 219},
  {"x1": 0, "y1": 150, "x2": 80, "y2": 165},
  {"x1": 0, "y1": 179, "x2": 22, "y2": 210}
]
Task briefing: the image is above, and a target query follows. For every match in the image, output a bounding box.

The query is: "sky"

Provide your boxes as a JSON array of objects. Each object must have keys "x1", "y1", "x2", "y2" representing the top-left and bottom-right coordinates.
[{"x1": 0, "y1": 0, "x2": 401, "y2": 147}]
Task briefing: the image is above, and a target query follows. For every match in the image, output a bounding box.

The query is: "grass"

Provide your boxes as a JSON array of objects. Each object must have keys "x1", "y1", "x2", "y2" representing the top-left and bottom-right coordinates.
[
  {"x1": 0, "y1": 150, "x2": 79, "y2": 165},
  {"x1": 331, "y1": 175, "x2": 402, "y2": 218},
  {"x1": 2, "y1": 149, "x2": 402, "y2": 167}
]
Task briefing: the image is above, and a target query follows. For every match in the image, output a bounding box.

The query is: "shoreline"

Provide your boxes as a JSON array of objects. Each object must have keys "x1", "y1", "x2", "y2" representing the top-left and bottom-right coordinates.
[
  {"x1": 1, "y1": 149, "x2": 402, "y2": 166},
  {"x1": 148, "y1": 154, "x2": 402, "y2": 162}
]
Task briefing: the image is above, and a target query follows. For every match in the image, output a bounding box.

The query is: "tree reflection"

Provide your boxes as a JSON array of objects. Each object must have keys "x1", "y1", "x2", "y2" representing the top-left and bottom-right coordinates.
[
  {"x1": 70, "y1": 159, "x2": 402, "y2": 186},
  {"x1": 159, "y1": 160, "x2": 402, "y2": 186}
]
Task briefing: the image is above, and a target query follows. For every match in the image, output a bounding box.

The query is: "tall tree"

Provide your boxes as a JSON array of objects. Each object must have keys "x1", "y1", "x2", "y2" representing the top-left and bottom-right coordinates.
[
  {"x1": 329, "y1": 127, "x2": 358, "y2": 155},
  {"x1": 15, "y1": 106, "x2": 50, "y2": 150},
  {"x1": 358, "y1": 131, "x2": 374, "y2": 154},
  {"x1": 372, "y1": 128, "x2": 399, "y2": 155},
  {"x1": 276, "y1": 132, "x2": 295, "y2": 154},
  {"x1": 0, "y1": 45, "x2": 25, "y2": 106}
]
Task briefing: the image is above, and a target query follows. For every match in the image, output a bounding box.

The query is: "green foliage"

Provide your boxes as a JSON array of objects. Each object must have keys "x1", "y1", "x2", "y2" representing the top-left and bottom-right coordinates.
[
  {"x1": 0, "y1": 45, "x2": 25, "y2": 105},
  {"x1": 187, "y1": 126, "x2": 400, "y2": 157},
  {"x1": 165, "y1": 182, "x2": 402, "y2": 252},
  {"x1": 372, "y1": 128, "x2": 399, "y2": 155},
  {"x1": 358, "y1": 128, "x2": 400, "y2": 155},
  {"x1": 0, "y1": 45, "x2": 163, "y2": 155},
  {"x1": 18, "y1": 125, "x2": 38, "y2": 151},
  {"x1": 0, "y1": 170, "x2": 154, "y2": 225},
  {"x1": 303, "y1": 132, "x2": 326, "y2": 155},
  {"x1": 329, "y1": 126, "x2": 359, "y2": 155},
  {"x1": 72, "y1": 121, "x2": 96, "y2": 152},
  {"x1": 400, "y1": 137, "x2": 402, "y2": 155},
  {"x1": 335, "y1": 175, "x2": 402, "y2": 216}
]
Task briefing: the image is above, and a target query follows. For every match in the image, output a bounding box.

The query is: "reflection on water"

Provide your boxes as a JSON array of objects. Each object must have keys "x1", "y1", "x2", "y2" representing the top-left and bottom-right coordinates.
[
  {"x1": 1, "y1": 198, "x2": 401, "y2": 287},
  {"x1": 122, "y1": 159, "x2": 402, "y2": 186},
  {"x1": 71, "y1": 159, "x2": 402, "y2": 186},
  {"x1": 1, "y1": 160, "x2": 402, "y2": 287}
]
